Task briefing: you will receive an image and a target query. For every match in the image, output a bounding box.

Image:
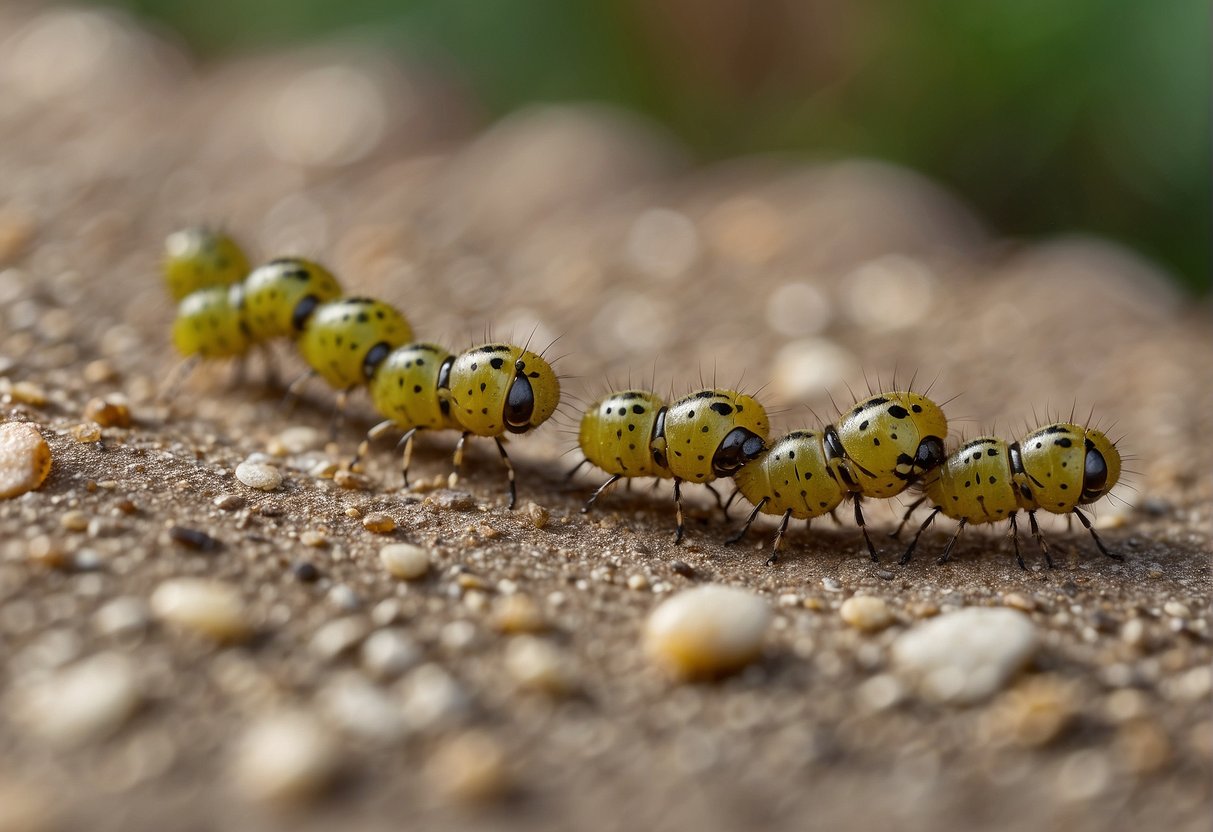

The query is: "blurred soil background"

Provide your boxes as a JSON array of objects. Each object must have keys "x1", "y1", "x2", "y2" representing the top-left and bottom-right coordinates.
[{"x1": 0, "y1": 2, "x2": 1210, "y2": 831}]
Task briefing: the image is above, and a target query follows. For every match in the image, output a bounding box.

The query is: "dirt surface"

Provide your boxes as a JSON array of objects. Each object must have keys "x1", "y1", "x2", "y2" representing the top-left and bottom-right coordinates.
[{"x1": 1, "y1": 7, "x2": 1210, "y2": 832}]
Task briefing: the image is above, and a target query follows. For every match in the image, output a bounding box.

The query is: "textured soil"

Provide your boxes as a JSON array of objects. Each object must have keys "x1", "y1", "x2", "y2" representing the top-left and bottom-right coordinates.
[{"x1": 0, "y1": 8, "x2": 1210, "y2": 832}]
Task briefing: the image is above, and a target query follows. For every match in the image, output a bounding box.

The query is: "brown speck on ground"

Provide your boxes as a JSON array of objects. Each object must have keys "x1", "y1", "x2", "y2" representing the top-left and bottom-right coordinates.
[{"x1": 0, "y1": 8, "x2": 1209, "y2": 832}]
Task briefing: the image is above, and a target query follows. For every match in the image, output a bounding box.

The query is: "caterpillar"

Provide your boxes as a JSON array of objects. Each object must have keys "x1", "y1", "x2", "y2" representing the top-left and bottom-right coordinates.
[{"x1": 895, "y1": 421, "x2": 1123, "y2": 568}]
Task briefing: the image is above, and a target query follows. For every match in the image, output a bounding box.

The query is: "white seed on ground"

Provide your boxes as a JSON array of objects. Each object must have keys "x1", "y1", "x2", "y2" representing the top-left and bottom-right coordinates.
[
  {"x1": 839, "y1": 596, "x2": 894, "y2": 632},
  {"x1": 150, "y1": 579, "x2": 251, "y2": 644},
  {"x1": 360, "y1": 628, "x2": 422, "y2": 680},
  {"x1": 891, "y1": 607, "x2": 1038, "y2": 704},
  {"x1": 425, "y1": 731, "x2": 511, "y2": 803},
  {"x1": 234, "y1": 460, "x2": 283, "y2": 491},
  {"x1": 644, "y1": 585, "x2": 772, "y2": 680},
  {"x1": 504, "y1": 636, "x2": 572, "y2": 695},
  {"x1": 232, "y1": 712, "x2": 339, "y2": 805},
  {"x1": 14, "y1": 652, "x2": 141, "y2": 745},
  {"x1": 380, "y1": 543, "x2": 431, "y2": 580},
  {"x1": 0, "y1": 422, "x2": 52, "y2": 499}
]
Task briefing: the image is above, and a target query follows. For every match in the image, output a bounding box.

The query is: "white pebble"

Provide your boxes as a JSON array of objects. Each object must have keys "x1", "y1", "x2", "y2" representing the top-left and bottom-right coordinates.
[
  {"x1": 309, "y1": 616, "x2": 369, "y2": 661},
  {"x1": 840, "y1": 596, "x2": 894, "y2": 632},
  {"x1": 360, "y1": 629, "x2": 422, "y2": 680},
  {"x1": 399, "y1": 664, "x2": 469, "y2": 730},
  {"x1": 380, "y1": 543, "x2": 431, "y2": 580},
  {"x1": 0, "y1": 422, "x2": 52, "y2": 499},
  {"x1": 150, "y1": 578, "x2": 251, "y2": 644},
  {"x1": 504, "y1": 636, "x2": 573, "y2": 695},
  {"x1": 93, "y1": 596, "x2": 151, "y2": 637},
  {"x1": 14, "y1": 652, "x2": 141, "y2": 745},
  {"x1": 232, "y1": 712, "x2": 339, "y2": 805},
  {"x1": 644, "y1": 585, "x2": 772, "y2": 680},
  {"x1": 316, "y1": 673, "x2": 408, "y2": 743},
  {"x1": 235, "y1": 460, "x2": 283, "y2": 491},
  {"x1": 891, "y1": 607, "x2": 1038, "y2": 704}
]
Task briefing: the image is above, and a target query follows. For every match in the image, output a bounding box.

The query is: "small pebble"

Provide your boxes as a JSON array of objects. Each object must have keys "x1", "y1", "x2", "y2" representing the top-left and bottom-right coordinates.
[
  {"x1": 423, "y1": 490, "x2": 476, "y2": 511},
  {"x1": 93, "y1": 597, "x2": 151, "y2": 638},
  {"x1": 361, "y1": 628, "x2": 422, "y2": 680},
  {"x1": 292, "y1": 560, "x2": 321, "y2": 583},
  {"x1": 0, "y1": 422, "x2": 52, "y2": 499},
  {"x1": 213, "y1": 494, "x2": 243, "y2": 510},
  {"x1": 167, "y1": 525, "x2": 221, "y2": 552},
  {"x1": 268, "y1": 426, "x2": 323, "y2": 456},
  {"x1": 504, "y1": 636, "x2": 573, "y2": 695},
  {"x1": 380, "y1": 543, "x2": 432, "y2": 580},
  {"x1": 399, "y1": 664, "x2": 469, "y2": 728},
  {"x1": 327, "y1": 584, "x2": 362, "y2": 612},
  {"x1": 522, "y1": 501, "x2": 550, "y2": 528},
  {"x1": 644, "y1": 585, "x2": 772, "y2": 680},
  {"x1": 309, "y1": 616, "x2": 369, "y2": 661},
  {"x1": 13, "y1": 652, "x2": 141, "y2": 745},
  {"x1": 627, "y1": 574, "x2": 650, "y2": 591},
  {"x1": 426, "y1": 731, "x2": 511, "y2": 803},
  {"x1": 333, "y1": 469, "x2": 371, "y2": 490},
  {"x1": 671, "y1": 560, "x2": 696, "y2": 579},
  {"x1": 1002, "y1": 592, "x2": 1037, "y2": 612},
  {"x1": 492, "y1": 594, "x2": 545, "y2": 634},
  {"x1": 70, "y1": 422, "x2": 102, "y2": 443},
  {"x1": 1163, "y1": 600, "x2": 1191, "y2": 619},
  {"x1": 891, "y1": 607, "x2": 1038, "y2": 704},
  {"x1": 83, "y1": 397, "x2": 131, "y2": 428},
  {"x1": 317, "y1": 674, "x2": 408, "y2": 743},
  {"x1": 232, "y1": 712, "x2": 339, "y2": 805},
  {"x1": 10, "y1": 381, "x2": 47, "y2": 406},
  {"x1": 150, "y1": 578, "x2": 251, "y2": 644},
  {"x1": 361, "y1": 512, "x2": 396, "y2": 533},
  {"x1": 300, "y1": 530, "x2": 327, "y2": 548},
  {"x1": 981, "y1": 676, "x2": 1078, "y2": 747},
  {"x1": 235, "y1": 460, "x2": 283, "y2": 491},
  {"x1": 26, "y1": 535, "x2": 67, "y2": 569},
  {"x1": 839, "y1": 596, "x2": 894, "y2": 632},
  {"x1": 821, "y1": 577, "x2": 843, "y2": 592}
]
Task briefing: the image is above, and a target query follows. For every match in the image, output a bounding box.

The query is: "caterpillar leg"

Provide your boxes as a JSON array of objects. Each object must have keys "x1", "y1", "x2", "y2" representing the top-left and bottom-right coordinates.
[
  {"x1": 890, "y1": 495, "x2": 927, "y2": 539},
  {"x1": 329, "y1": 387, "x2": 354, "y2": 444},
  {"x1": 1073, "y1": 507, "x2": 1122, "y2": 561},
  {"x1": 673, "y1": 478, "x2": 685, "y2": 545},
  {"x1": 766, "y1": 508, "x2": 793, "y2": 566},
  {"x1": 565, "y1": 459, "x2": 590, "y2": 480},
  {"x1": 725, "y1": 497, "x2": 768, "y2": 546},
  {"x1": 582, "y1": 474, "x2": 622, "y2": 513},
  {"x1": 937, "y1": 518, "x2": 967, "y2": 564},
  {"x1": 157, "y1": 355, "x2": 200, "y2": 407},
  {"x1": 351, "y1": 418, "x2": 395, "y2": 471},
  {"x1": 1027, "y1": 510, "x2": 1056, "y2": 569},
  {"x1": 396, "y1": 428, "x2": 419, "y2": 487},
  {"x1": 704, "y1": 482, "x2": 727, "y2": 515},
  {"x1": 1008, "y1": 512, "x2": 1026, "y2": 570},
  {"x1": 853, "y1": 496, "x2": 879, "y2": 562},
  {"x1": 283, "y1": 370, "x2": 315, "y2": 413},
  {"x1": 450, "y1": 431, "x2": 470, "y2": 488},
  {"x1": 899, "y1": 506, "x2": 941, "y2": 565},
  {"x1": 493, "y1": 436, "x2": 517, "y2": 509}
]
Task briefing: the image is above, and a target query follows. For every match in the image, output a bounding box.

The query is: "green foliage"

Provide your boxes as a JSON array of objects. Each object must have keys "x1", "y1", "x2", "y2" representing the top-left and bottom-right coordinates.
[{"x1": 104, "y1": 0, "x2": 1209, "y2": 291}]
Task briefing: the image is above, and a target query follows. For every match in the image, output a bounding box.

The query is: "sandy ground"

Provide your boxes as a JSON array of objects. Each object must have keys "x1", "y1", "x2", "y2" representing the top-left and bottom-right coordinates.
[{"x1": 0, "y1": 7, "x2": 1210, "y2": 832}]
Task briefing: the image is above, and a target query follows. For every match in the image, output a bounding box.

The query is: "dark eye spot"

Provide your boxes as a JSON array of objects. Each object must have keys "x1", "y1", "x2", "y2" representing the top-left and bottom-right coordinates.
[
  {"x1": 709, "y1": 402, "x2": 733, "y2": 416},
  {"x1": 887, "y1": 405, "x2": 909, "y2": 419},
  {"x1": 490, "y1": 357, "x2": 505, "y2": 370}
]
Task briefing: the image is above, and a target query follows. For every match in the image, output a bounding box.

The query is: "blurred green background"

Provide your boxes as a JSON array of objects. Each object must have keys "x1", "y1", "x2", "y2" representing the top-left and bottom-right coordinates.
[{"x1": 102, "y1": 0, "x2": 1209, "y2": 292}]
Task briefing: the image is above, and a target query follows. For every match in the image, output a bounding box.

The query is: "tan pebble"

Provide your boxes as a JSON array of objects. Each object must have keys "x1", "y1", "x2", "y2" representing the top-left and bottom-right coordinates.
[
  {"x1": 83, "y1": 359, "x2": 116, "y2": 384},
  {"x1": 150, "y1": 579, "x2": 251, "y2": 643},
  {"x1": 0, "y1": 779, "x2": 57, "y2": 832},
  {"x1": 70, "y1": 422, "x2": 103, "y2": 443},
  {"x1": 1002, "y1": 592, "x2": 1036, "y2": 612},
  {"x1": 232, "y1": 712, "x2": 339, "y2": 805},
  {"x1": 908, "y1": 602, "x2": 940, "y2": 618},
  {"x1": 1162, "y1": 600, "x2": 1191, "y2": 619},
  {"x1": 213, "y1": 493, "x2": 243, "y2": 510},
  {"x1": 492, "y1": 594, "x2": 545, "y2": 634},
  {"x1": 26, "y1": 535, "x2": 67, "y2": 569},
  {"x1": 778, "y1": 593, "x2": 801, "y2": 607},
  {"x1": 309, "y1": 617, "x2": 369, "y2": 661},
  {"x1": 333, "y1": 469, "x2": 371, "y2": 490},
  {"x1": 645, "y1": 585, "x2": 772, "y2": 680},
  {"x1": 426, "y1": 731, "x2": 511, "y2": 803},
  {"x1": 802, "y1": 597, "x2": 826, "y2": 612},
  {"x1": 361, "y1": 512, "x2": 396, "y2": 534},
  {"x1": 463, "y1": 589, "x2": 488, "y2": 613},
  {"x1": 981, "y1": 676, "x2": 1077, "y2": 747},
  {"x1": 423, "y1": 490, "x2": 476, "y2": 511},
  {"x1": 309, "y1": 460, "x2": 338, "y2": 479},
  {"x1": 10, "y1": 381, "x2": 47, "y2": 406},
  {"x1": 235, "y1": 460, "x2": 282, "y2": 491},
  {"x1": 505, "y1": 636, "x2": 572, "y2": 695},
  {"x1": 1114, "y1": 719, "x2": 1172, "y2": 774},
  {"x1": 60, "y1": 510, "x2": 89, "y2": 531},
  {"x1": 380, "y1": 543, "x2": 431, "y2": 580},
  {"x1": 627, "y1": 574, "x2": 650, "y2": 591},
  {"x1": 474, "y1": 523, "x2": 502, "y2": 540},
  {"x1": 522, "y1": 502, "x2": 550, "y2": 529},
  {"x1": 344, "y1": 506, "x2": 361, "y2": 519},
  {"x1": 840, "y1": 596, "x2": 894, "y2": 632},
  {"x1": 14, "y1": 652, "x2": 141, "y2": 746},
  {"x1": 0, "y1": 422, "x2": 51, "y2": 499},
  {"x1": 300, "y1": 530, "x2": 327, "y2": 548},
  {"x1": 1120, "y1": 618, "x2": 1147, "y2": 647},
  {"x1": 456, "y1": 572, "x2": 489, "y2": 591},
  {"x1": 83, "y1": 397, "x2": 131, "y2": 428}
]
